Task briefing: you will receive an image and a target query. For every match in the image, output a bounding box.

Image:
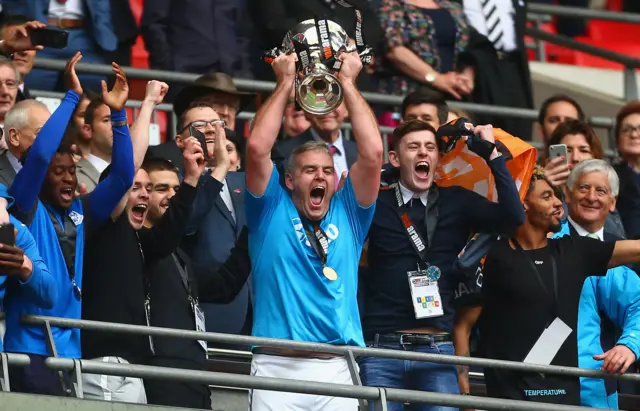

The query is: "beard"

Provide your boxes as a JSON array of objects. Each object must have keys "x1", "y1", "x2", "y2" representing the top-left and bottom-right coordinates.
[{"x1": 549, "y1": 219, "x2": 562, "y2": 233}]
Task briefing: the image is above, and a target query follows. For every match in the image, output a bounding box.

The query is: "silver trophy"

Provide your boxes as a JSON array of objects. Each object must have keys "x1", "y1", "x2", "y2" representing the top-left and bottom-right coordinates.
[{"x1": 264, "y1": 13, "x2": 373, "y2": 116}]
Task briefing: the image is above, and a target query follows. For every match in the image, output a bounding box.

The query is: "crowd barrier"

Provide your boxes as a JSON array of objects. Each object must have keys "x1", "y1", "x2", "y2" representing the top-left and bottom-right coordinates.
[{"x1": 0, "y1": 314, "x2": 632, "y2": 410}]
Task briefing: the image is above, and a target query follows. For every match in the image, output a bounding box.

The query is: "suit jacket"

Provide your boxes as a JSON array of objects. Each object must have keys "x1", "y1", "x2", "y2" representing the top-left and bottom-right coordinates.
[
  {"x1": 110, "y1": 0, "x2": 138, "y2": 47},
  {"x1": 0, "y1": 152, "x2": 17, "y2": 188},
  {"x1": 141, "y1": 0, "x2": 253, "y2": 76},
  {"x1": 614, "y1": 162, "x2": 640, "y2": 241},
  {"x1": 4, "y1": 0, "x2": 118, "y2": 52},
  {"x1": 247, "y1": 0, "x2": 384, "y2": 57},
  {"x1": 271, "y1": 129, "x2": 358, "y2": 172},
  {"x1": 182, "y1": 171, "x2": 250, "y2": 338},
  {"x1": 76, "y1": 158, "x2": 101, "y2": 193},
  {"x1": 456, "y1": 0, "x2": 533, "y2": 140},
  {"x1": 16, "y1": 85, "x2": 32, "y2": 102}
]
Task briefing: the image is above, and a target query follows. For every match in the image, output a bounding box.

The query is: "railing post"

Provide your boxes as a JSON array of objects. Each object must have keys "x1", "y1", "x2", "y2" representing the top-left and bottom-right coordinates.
[
  {"x1": 0, "y1": 353, "x2": 10, "y2": 392},
  {"x1": 373, "y1": 387, "x2": 388, "y2": 411},
  {"x1": 623, "y1": 66, "x2": 639, "y2": 101},
  {"x1": 382, "y1": 133, "x2": 389, "y2": 163},
  {"x1": 346, "y1": 349, "x2": 368, "y2": 410},
  {"x1": 344, "y1": 127, "x2": 352, "y2": 141},
  {"x1": 43, "y1": 320, "x2": 73, "y2": 396},
  {"x1": 69, "y1": 359, "x2": 83, "y2": 399},
  {"x1": 534, "y1": 16, "x2": 547, "y2": 62}
]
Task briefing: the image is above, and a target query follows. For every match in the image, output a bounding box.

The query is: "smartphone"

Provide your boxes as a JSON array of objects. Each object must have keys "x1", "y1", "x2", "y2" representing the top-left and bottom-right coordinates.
[
  {"x1": 189, "y1": 126, "x2": 210, "y2": 162},
  {"x1": 548, "y1": 144, "x2": 568, "y2": 165},
  {"x1": 0, "y1": 223, "x2": 15, "y2": 247},
  {"x1": 30, "y1": 28, "x2": 69, "y2": 49}
]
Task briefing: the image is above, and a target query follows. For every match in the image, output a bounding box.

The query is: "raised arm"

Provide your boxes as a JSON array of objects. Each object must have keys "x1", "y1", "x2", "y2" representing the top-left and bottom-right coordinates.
[
  {"x1": 338, "y1": 52, "x2": 383, "y2": 207},
  {"x1": 245, "y1": 53, "x2": 297, "y2": 196},
  {"x1": 10, "y1": 53, "x2": 83, "y2": 214},
  {"x1": 86, "y1": 63, "x2": 135, "y2": 225},
  {"x1": 184, "y1": 126, "x2": 230, "y2": 234},
  {"x1": 138, "y1": 137, "x2": 205, "y2": 262},
  {"x1": 110, "y1": 80, "x2": 169, "y2": 220}
]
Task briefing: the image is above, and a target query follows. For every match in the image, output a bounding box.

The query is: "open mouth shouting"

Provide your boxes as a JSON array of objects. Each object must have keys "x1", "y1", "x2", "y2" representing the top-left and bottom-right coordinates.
[
  {"x1": 414, "y1": 161, "x2": 431, "y2": 180},
  {"x1": 130, "y1": 203, "x2": 148, "y2": 224},
  {"x1": 309, "y1": 185, "x2": 326, "y2": 209},
  {"x1": 60, "y1": 187, "x2": 74, "y2": 202}
]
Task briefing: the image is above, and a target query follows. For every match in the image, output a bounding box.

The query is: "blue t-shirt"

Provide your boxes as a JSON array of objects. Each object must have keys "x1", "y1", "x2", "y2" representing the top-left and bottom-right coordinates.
[{"x1": 246, "y1": 165, "x2": 374, "y2": 346}]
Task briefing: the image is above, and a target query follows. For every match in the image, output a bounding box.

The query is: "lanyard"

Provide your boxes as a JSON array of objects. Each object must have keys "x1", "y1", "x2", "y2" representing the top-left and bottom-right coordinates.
[
  {"x1": 391, "y1": 183, "x2": 429, "y2": 265},
  {"x1": 300, "y1": 216, "x2": 330, "y2": 266},
  {"x1": 171, "y1": 253, "x2": 198, "y2": 308},
  {"x1": 512, "y1": 239, "x2": 558, "y2": 315},
  {"x1": 45, "y1": 206, "x2": 81, "y2": 300},
  {"x1": 135, "y1": 230, "x2": 155, "y2": 354}
]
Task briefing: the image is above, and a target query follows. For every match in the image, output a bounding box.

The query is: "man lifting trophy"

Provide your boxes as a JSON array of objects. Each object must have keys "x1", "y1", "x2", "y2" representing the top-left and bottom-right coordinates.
[{"x1": 247, "y1": 2, "x2": 382, "y2": 411}]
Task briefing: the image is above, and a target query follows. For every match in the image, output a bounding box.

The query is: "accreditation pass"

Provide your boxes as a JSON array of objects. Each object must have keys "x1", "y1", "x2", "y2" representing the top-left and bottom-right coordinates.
[{"x1": 407, "y1": 270, "x2": 444, "y2": 319}]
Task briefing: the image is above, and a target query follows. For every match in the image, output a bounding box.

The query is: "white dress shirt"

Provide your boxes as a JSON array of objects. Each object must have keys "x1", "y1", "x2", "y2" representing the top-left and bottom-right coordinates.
[
  {"x1": 568, "y1": 216, "x2": 604, "y2": 241},
  {"x1": 49, "y1": 0, "x2": 85, "y2": 19},
  {"x1": 463, "y1": 0, "x2": 517, "y2": 52},
  {"x1": 87, "y1": 153, "x2": 110, "y2": 174},
  {"x1": 7, "y1": 151, "x2": 22, "y2": 174},
  {"x1": 310, "y1": 128, "x2": 349, "y2": 179},
  {"x1": 398, "y1": 182, "x2": 428, "y2": 207},
  {"x1": 221, "y1": 179, "x2": 237, "y2": 223}
]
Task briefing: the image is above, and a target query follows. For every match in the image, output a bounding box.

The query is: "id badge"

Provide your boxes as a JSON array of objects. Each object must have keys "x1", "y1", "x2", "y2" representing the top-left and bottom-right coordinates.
[
  {"x1": 407, "y1": 270, "x2": 444, "y2": 319},
  {"x1": 194, "y1": 302, "x2": 207, "y2": 351}
]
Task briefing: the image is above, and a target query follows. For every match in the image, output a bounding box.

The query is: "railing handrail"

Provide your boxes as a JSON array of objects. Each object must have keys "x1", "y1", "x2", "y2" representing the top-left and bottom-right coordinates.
[
  {"x1": 43, "y1": 357, "x2": 606, "y2": 411},
  {"x1": 527, "y1": 3, "x2": 640, "y2": 24},
  {"x1": 525, "y1": 26, "x2": 640, "y2": 68},
  {"x1": 22, "y1": 315, "x2": 640, "y2": 383}
]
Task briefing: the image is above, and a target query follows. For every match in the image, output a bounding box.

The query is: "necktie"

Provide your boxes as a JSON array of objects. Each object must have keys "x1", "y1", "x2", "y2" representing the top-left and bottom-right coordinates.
[
  {"x1": 56, "y1": 0, "x2": 68, "y2": 4},
  {"x1": 328, "y1": 145, "x2": 340, "y2": 190},
  {"x1": 481, "y1": 0, "x2": 505, "y2": 50},
  {"x1": 586, "y1": 233, "x2": 600, "y2": 241},
  {"x1": 408, "y1": 198, "x2": 428, "y2": 239}
]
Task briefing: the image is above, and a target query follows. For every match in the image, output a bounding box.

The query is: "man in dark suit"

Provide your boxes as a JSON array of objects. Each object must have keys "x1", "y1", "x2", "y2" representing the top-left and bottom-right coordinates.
[
  {"x1": 457, "y1": 0, "x2": 533, "y2": 140},
  {"x1": 109, "y1": 0, "x2": 138, "y2": 67},
  {"x1": 0, "y1": 99, "x2": 51, "y2": 186},
  {"x1": 272, "y1": 103, "x2": 357, "y2": 187},
  {"x1": 141, "y1": 0, "x2": 253, "y2": 79},
  {"x1": 147, "y1": 72, "x2": 253, "y2": 173},
  {"x1": 4, "y1": 0, "x2": 117, "y2": 93}
]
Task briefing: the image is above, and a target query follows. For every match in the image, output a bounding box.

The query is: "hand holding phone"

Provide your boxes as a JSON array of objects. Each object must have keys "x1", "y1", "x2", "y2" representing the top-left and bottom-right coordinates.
[
  {"x1": 548, "y1": 144, "x2": 568, "y2": 165},
  {"x1": 189, "y1": 126, "x2": 210, "y2": 163},
  {"x1": 30, "y1": 28, "x2": 69, "y2": 49},
  {"x1": 0, "y1": 223, "x2": 15, "y2": 247}
]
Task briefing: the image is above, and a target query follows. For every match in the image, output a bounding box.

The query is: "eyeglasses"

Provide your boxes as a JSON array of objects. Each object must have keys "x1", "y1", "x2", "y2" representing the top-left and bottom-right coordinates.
[
  {"x1": 178, "y1": 119, "x2": 226, "y2": 134},
  {"x1": 620, "y1": 125, "x2": 640, "y2": 136},
  {"x1": 0, "y1": 80, "x2": 18, "y2": 90}
]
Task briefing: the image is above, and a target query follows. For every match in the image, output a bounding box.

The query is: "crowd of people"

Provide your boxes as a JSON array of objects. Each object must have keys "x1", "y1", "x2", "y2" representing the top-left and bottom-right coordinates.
[{"x1": 0, "y1": 2, "x2": 639, "y2": 411}]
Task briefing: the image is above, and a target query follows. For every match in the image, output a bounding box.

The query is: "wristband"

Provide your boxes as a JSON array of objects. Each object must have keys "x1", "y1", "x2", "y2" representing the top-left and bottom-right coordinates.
[{"x1": 112, "y1": 119, "x2": 128, "y2": 128}]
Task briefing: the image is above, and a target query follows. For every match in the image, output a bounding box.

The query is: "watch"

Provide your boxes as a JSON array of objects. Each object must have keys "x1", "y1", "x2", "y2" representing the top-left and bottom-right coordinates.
[
  {"x1": 112, "y1": 119, "x2": 128, "y2": 128},
  {"x1": 424, "y1": 71, "x2": 438, "y2": 84}
]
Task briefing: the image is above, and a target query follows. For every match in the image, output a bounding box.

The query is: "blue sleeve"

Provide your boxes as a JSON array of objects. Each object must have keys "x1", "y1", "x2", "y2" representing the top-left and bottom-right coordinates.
[
  {"x1": 245, "y1": 164, "x2": 284, "y2": 235},
  {"x1": 184, "y1": 174, "x2": 223, "y2": 236},
  {"x1": 598, "y1": 267, "x2": 640, "y2": 359},
  {"x1": 88, "y1": 109, "x2": 134, "y2": 225},
  {"x1": 9, "y1": 91, "x2": 80, "y2": 214},
  {"x1": 337, "y1": 175, "x2": 375, "y2": 245},
  {"x1": 464, "y1": 155, "x2": 526, "y2": 232},
  {"x1": 11, "y1": 216, "x2": 57, "y2": 309}
]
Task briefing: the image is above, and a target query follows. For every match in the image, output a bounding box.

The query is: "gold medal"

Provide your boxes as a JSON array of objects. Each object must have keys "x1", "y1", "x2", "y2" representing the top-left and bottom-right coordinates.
[{"x1": 323, "y1": 266, "x2": 338, "y2": 281}]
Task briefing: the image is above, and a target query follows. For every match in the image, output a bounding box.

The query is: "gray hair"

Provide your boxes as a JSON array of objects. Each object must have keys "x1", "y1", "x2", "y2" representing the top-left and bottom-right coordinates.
[
  {"x1": 4, "y1": 100, "x2": 49, "y2": 132},
  {"x1": 285, "y1": 140, "x2": 331, "y2": 173},
  {"x1": 566, "y1": 158, "x2": 619, "y2": 197},
  {"x1": 0, "y1": 57, "x2": 20, "y2": 84}
]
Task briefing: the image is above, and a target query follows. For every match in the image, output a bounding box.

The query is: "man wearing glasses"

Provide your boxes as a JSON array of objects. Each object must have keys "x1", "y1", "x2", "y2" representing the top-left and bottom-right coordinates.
[{"x1": 173, "y1": 101, "x2": 253, "y2": 349}]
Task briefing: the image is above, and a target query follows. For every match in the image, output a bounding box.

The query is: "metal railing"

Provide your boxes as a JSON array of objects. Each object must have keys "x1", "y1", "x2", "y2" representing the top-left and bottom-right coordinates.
[
  {"x1": 10, "y1": 314, "x2": 638, "y2": 411},
  {"x1": 527, "y1": 3, "x2": 640, "y2": 24}
]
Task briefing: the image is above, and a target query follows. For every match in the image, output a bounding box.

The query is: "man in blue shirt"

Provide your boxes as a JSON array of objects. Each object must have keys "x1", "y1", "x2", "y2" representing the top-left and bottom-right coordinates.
[
  {"x1": 245, "y1": 52, "x2": 383, "y2": 411},
  {"x1": 7, "y1": 52, "x2": 134, "y2": 395},
  {"x1": 0, "y1": 184, "x2": 57, "y2": 353}
]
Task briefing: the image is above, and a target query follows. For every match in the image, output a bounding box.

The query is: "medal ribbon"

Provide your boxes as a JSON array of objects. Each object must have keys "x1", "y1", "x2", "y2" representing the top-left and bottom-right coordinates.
[{"x1": 304, "y1": 223, "x2": 329, "y2": 266}]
